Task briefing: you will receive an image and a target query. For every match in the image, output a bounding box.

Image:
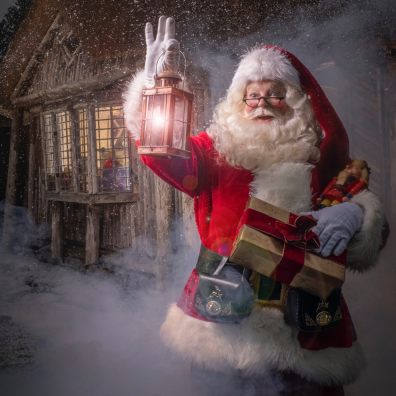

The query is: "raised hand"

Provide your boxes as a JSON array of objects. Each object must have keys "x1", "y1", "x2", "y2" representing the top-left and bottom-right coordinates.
[{"x1": 144, "y1": 16, "x2": 180, "y2": 88}]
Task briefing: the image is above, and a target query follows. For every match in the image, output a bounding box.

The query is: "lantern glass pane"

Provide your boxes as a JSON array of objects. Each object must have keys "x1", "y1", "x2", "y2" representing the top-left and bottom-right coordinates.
[
  {"x1": 145, "y1": 94, "x2": 167, "y2": 146},
  {"x1": 173, "y1": 95, "x2": 188, "y2": 150}
]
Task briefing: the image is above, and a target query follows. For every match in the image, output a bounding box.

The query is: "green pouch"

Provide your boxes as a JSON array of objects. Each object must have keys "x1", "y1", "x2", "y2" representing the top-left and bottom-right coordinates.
[{"x1": 194, "y1": 256, "x2": 255, "y2": 323}]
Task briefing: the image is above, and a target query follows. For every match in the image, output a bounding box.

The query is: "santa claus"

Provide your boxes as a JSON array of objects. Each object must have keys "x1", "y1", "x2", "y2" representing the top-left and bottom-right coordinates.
[{"x1": 124, "y1": 16, "x2": 386, "y2": 396}]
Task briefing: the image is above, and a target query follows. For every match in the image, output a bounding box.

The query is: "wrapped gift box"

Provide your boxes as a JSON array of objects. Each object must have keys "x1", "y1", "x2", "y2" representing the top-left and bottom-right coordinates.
[{"x1": 230, "y1": 197, "x2": 346, "y2": 299}]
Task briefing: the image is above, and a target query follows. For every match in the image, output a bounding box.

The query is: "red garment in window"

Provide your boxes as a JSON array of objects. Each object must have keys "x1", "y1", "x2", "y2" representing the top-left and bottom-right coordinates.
[{"x1": 103, "y1": 159, "x2": 116, "y2": 169}]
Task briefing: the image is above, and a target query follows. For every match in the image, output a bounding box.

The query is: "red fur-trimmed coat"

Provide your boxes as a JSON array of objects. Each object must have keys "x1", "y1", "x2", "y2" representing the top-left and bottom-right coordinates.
[{"x1": 139, "y1": 131, "x2": 385, "y2": 386}]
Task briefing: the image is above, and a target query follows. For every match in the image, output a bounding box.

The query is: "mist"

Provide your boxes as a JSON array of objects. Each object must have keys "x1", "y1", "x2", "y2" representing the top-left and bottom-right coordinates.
[
  {"x1": 1, "y1": 1, "x2": 396, "y2": 395},
  {"x1": 0, "y1": 214, "x2": 200, "y2": 396}
]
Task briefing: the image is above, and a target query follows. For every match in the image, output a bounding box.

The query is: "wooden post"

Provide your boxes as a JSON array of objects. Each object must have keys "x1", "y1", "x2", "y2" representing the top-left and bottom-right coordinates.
[
  {"x1": 27, "y1": 116, "x2": 37, "y2": 218},
  {"x1": 2, "y1": 109, "x2": 23, "y2": 249},
  {"x1": 85, "y1": 204, "x2": 100, "y2": 266},
  {"x1": 51, "y1": 201, "x2": 63, "y2": 260},
  {"x1": 155, "y1": 178, "x2": 174, "y2": 288}
]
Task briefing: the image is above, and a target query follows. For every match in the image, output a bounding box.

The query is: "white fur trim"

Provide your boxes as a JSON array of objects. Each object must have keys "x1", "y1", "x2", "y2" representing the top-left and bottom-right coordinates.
[
  {"x1": 295, "y1": 338, "x2": 365, "y2": 386},
  {"x1": 233, "y1": 47, "x2": 300, "y2": 87},
  {"x1": 347, "y1": 190, "x2": 386, "y2": 272},
  {"x1": 250, "y1": 163, "x2": 313, "y2": 213},
  {"x1": 122, "y1": 70, "x2": 146, "y2": 140},
  {"x1": 160, "y1": 304, "x2": 364, "y2": 385},
  {"x1": 227, "y1": 47, "x2": 301, "y2": 106}
]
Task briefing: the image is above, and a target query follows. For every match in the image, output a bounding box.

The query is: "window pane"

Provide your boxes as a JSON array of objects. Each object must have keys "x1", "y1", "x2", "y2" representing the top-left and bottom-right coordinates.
[
  {"x1": 95, "y1": 104, "x2": 131, "y2": 192},
  {"x1": 78, "y1": 108, "x2": 89, "y2": 192},
  {"x1": 173, "y1": 96, "x2": 188, "y2": 150},
  {"x1": 57, "y1": 111, "x2": 72, "y2": 191},
  {"x1": 43, "y1": 114, "x2": 56, "y2": 191}
]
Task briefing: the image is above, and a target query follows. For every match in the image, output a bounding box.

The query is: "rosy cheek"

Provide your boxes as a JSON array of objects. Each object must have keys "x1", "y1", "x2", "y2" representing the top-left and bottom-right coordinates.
[
  {"x1": 277, "y1": 101, "x2": 288, "y2": 109},
  {"x1": 244, "y1": 105, "x2": 254, "y2": 113},
  {"x1": 276, "y1": 102, "x2": 290, "y2": 115}
]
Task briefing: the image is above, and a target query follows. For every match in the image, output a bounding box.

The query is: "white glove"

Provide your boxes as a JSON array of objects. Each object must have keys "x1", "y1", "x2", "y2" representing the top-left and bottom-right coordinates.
[
  {"x1": 307, "y1": 202, "x2": 363, "y2": 257},
  {"x1": 144, "y1": 16, "x2": 180, "y2": 88}
]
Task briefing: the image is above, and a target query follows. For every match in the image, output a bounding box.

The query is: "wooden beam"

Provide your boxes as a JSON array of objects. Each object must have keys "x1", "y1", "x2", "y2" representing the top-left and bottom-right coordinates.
[
  {"x1": 2, "y1": 109, "x2": 23, "y2": 249},
  {"x1": 51, "y1": 201, "x2": 63, "y2": 261},
  {"x1": 11, "y1": 14, "x2": 61, "y2": 102},
  {"x1": 154, "y1": 178, "x2": 174, "y2": 288},
  {"x1": 46, "y1": 191, "x2": 138, "y2": 204},
  {"x1": 0, "y1": 106, "x2": 13, "y2": 119},
  {"x1": 85, "y1": 205, "x2": 100, "y2": 266},
  {"x1": 12, "y1": 69, "x2": 132, "y2": 107}
]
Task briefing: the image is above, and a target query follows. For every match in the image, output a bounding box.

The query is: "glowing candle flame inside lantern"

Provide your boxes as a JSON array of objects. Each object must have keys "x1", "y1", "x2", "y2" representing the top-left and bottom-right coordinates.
[{"x1": 152, "y1": 107, "x2": 166, "y2": 129}]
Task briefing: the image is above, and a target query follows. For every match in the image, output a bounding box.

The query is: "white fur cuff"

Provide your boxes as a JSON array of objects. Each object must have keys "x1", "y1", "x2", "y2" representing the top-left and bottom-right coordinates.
[
  {"x1": 123, "y1": 70, "x2": 146, "y2": 140},
  {"x1": 347, "y1": 190, "x2": 386, "y2": 271}
]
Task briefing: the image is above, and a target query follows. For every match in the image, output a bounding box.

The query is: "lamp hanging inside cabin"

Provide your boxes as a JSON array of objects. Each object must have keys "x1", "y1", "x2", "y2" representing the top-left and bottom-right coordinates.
[{"x1": 139, "y1": 54, "x2": 193, "y2": 158}]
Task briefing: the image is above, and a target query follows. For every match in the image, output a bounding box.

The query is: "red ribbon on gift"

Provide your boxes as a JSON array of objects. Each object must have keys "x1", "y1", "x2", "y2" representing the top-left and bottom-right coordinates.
[
  {"x1": 240, "y1": 208, "x2": 320, "y2": 249},
  {"x1": 238, "y1": 208, "x2": 346, "y2": 285}
]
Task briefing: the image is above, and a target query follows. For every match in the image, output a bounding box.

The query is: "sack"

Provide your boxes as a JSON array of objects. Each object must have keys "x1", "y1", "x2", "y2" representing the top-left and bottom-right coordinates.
[
  {"x1": 194, "y1": 257, "x2": 255, "y2": 323},
  {"x1": 285, "y1": 287, "x2": 343, "y2": 332}
]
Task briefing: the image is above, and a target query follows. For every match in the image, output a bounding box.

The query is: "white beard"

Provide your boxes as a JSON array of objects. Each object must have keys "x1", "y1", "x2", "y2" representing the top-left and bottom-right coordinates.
[{"x1": 207, "y1": 97, "x2": 321, "y2": 172}]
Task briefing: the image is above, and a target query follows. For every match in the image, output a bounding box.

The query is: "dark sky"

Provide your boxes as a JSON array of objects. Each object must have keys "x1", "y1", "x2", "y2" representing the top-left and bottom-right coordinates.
[{"x1": 0, "y1": 0, "x2": 16, "y2": 20}]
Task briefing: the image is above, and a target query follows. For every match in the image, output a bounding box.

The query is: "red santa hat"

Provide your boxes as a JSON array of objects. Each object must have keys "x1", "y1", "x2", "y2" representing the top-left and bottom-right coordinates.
[{"x1": 227, "y1": 45, "x2": 350, "y2": 193}]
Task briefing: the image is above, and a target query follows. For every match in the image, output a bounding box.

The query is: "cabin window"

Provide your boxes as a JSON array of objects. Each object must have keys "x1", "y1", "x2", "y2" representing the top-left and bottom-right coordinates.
[
  {"x1": 57, "y1": 111, "x2": 73, "y2": 191},
  {"x1": 41, "y1": 103, "x2": 133, "y2": 194},
  {"x1": 43, "y1": 113, "x2": 57, "y2": 191},
  {"x1": 95, "y1": 105, "x2": 131, "y2": 192},
  {"x1": 77, "y1": 108, "x2": 89, "y2": 192}
]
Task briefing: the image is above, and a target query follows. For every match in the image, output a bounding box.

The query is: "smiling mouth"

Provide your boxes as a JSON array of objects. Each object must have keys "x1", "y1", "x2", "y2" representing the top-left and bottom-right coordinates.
[{"x1": 254, "y1": 115, "x2": 274, "y2": 122}]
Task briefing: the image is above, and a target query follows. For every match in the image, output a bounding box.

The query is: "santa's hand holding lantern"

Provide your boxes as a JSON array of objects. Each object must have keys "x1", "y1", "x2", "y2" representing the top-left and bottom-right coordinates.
[
  {"x1": 138, "y1": 16, "x2": 193, "y2": 158},
  {"x1": 123, "y1": 15, "x2": 387, "y2": 395}
]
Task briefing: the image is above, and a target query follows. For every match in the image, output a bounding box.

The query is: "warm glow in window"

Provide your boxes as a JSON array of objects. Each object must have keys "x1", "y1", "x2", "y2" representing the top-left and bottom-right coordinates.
[
  {"x1": 57, "y1": 111, "x2": 72, "y2": 191},
  {"x1": 41, "y1": 103, "x2": 133, "y2": 194},
  {"x1": 95, "y1": 105, "x2": 131, "y2": 192},
  {"x1": 43, "y1": 113, "x2": 57, "y2": 191},
  {"x1": 78, "y1": 108, "x2": 89, "y2": 192}
]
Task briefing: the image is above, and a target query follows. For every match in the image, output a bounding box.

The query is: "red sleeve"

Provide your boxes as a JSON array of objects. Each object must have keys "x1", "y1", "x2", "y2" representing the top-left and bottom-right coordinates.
[
  {"x1": 138, "y1": 132, "x2": 214, "y2": 198},
  {"x1": 347, "y1": 180, "x2": 367, "y2": 196},
  {"x1": 321, "y1": 177, "x2": 337, "y2": 196}
]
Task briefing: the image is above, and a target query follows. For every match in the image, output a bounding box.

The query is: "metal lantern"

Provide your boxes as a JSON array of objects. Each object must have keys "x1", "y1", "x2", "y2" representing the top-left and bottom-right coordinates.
[{"x1": 139, "y1": 70, "x2": 194, "y2": 158}]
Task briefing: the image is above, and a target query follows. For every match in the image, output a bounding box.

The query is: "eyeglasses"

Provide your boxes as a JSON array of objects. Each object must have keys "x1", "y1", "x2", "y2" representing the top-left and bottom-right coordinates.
[{"x1": 243, "y1": 96, "x2": 285, "y2": 108}]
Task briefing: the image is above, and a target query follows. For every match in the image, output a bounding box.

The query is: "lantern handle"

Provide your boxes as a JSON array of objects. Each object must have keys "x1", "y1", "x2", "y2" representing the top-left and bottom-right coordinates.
[{"x1": 154, "y1": 49, "x2": 187, "y2": 88}]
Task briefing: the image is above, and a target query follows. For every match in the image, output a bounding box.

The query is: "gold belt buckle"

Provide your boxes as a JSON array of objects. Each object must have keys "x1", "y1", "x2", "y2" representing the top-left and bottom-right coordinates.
[{"x1": 251, "y1": 272, "x2": 288, "y2": 310}]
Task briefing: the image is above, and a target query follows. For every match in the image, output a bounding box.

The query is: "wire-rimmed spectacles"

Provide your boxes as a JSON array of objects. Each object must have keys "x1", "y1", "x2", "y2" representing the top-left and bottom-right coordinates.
[{"x1": 243, "y1": 96, "x2": 285, "y2": 108}]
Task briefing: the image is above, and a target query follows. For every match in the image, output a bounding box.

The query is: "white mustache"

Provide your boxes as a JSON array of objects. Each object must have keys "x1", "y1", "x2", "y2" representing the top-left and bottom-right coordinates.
[{"x1": 244, "y1": 107, "x2": 277, "y2": 120}]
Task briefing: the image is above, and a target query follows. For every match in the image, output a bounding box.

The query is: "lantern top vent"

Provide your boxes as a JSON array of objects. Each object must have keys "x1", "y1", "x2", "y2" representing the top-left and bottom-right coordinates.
[{"x1": 155, "y1": 71, "x2": 182, "y2": 88}]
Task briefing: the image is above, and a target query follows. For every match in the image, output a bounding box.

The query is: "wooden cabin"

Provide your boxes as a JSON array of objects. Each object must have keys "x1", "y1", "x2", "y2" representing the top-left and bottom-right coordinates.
[
  {"x1": 0, "y1": 0, "x2": 395, "y2": 276},
  {"x1": 0, "y1": 1, "x2": 204, "y2": 278}
]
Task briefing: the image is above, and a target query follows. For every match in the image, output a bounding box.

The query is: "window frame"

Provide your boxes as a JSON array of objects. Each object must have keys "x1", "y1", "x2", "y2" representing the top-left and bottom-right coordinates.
[{"x1": 41, "y1": 100, "x2": 136, "y2": 200}]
